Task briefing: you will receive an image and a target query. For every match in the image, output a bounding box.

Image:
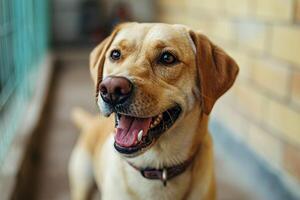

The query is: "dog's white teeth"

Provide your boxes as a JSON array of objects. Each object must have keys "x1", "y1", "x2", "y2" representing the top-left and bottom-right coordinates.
[
  {"x1": 150, "y1": 114, "x2": 163, "y2": 129},
  {"x1": 156, "y1": 117, "x2": 162, "y2": 123},
  {"x1": 138, "y1": 130, "x2": 143, "y2": 142},
  {"x1": 150, "y1": 115, "x2": 162, "y2": 128}
]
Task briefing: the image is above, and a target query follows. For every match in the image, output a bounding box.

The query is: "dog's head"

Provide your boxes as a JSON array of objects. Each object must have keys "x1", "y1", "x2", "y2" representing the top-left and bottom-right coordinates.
[{"x1": 90, "y1": 23, "x2": 239, "y2": 157}]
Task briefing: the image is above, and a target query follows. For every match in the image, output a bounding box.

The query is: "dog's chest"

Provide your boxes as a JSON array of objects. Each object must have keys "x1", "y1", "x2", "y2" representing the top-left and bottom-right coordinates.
[{"x1": 97, "y1": 137, "x2": 191, "y2": 200}]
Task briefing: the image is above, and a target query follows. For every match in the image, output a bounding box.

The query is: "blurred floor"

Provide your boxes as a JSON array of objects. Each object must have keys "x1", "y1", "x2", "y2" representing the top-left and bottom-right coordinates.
[{"x1": 26, "y1": 48, "x2": 266, "y2": 200}]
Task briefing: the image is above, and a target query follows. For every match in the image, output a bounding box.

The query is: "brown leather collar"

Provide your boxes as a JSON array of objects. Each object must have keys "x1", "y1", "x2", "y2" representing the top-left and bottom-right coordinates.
[{"x1": 127, "y1": 148, "x2": 199, "y2": 186}]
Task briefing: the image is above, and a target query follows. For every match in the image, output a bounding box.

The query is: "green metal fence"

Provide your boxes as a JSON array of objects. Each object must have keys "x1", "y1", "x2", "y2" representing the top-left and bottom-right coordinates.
[{"x1": 0, "y1": 0, "x2": 49, "y2": 167}]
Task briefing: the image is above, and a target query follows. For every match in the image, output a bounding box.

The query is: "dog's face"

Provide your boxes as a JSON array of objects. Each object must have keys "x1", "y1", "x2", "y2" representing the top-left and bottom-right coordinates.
[{"x1": 90, "y1": 23, "x2": 239, "y2": 157}]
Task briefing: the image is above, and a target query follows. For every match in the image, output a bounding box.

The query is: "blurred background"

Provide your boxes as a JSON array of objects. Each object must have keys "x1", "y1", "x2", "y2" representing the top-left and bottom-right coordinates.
[{"x1": 0, "y1": 0, "x2": 300, "y2": 199}]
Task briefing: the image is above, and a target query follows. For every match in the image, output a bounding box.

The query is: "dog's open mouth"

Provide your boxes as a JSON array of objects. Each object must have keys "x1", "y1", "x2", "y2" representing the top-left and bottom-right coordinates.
[{"x1": 114, "y1": 104, "x2": 182, "y2": 157}]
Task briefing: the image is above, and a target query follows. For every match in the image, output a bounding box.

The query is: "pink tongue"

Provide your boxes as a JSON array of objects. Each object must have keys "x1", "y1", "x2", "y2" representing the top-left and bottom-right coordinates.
[{"x1": 115, "y1": 115, "x2": 152, "y2": 147}]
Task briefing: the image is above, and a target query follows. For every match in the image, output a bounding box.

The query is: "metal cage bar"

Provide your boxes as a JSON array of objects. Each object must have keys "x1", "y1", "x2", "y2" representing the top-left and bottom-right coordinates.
[{"x1": 0, "y1": 0, "x2": 49, "y2": 167}]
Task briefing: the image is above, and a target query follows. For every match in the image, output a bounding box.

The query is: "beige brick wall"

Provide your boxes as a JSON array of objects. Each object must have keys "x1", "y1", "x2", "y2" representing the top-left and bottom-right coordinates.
[
  {"x1": 292, "y1": 71, "x2": 300, "y2": 105},
  {"x1": 255, "y1": 0, "x2": 294, "y2": 22},
  {"x1": 296, "y1": 0, "x2": 300, "y2": 22},
  {"x1": 271, "y1": 26, "x2": 300, "y2": 66},
  {"x1": 158, "y1": 0, "x2": 300, "y2": 186}
]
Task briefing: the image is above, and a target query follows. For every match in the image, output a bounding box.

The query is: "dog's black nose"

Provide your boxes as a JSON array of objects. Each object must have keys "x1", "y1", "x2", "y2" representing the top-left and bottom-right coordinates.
[{"x1": 99, "y1": 76, "x2": 133, "y2": 105}]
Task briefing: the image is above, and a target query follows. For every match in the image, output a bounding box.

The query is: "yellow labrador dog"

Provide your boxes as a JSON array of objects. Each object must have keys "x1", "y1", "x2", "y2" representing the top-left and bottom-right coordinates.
[{"x1": 69, "y1": 22, "x2": 239, "y2": 200}]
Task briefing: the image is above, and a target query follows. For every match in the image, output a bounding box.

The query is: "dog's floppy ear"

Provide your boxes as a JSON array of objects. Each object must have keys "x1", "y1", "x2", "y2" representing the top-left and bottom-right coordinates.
[
  {"x1": 189, "y1": 31, "x2": 239, "y2": 115},
  {"x1": 89, "y1": 27, "x2": 120, "y2": 98},
  {"x1": 89, "y1": 37, "x2": 111, "y2": 84}
]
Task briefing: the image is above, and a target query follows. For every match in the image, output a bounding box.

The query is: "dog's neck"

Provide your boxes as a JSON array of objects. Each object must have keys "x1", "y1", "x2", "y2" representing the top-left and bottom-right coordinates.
[{"x1": 125, "y1": 106, "x2": 208, "y2": 169}]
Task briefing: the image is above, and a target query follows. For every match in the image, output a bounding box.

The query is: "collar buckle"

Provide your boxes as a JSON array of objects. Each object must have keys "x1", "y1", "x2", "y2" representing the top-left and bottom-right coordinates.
[
  {"x1": 141, "y1": 168, "x2": 161, "y2": 179},
  {"x1": 141, "y1": 168, "x2": 168, "y2": 187},
  {"x1": 162, "y1": 168, "x2": 168, "y2": 186}
]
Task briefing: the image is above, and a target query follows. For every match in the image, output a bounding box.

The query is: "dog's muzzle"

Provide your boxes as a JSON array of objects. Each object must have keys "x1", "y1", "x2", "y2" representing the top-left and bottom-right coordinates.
[{"x1": 98, "y1": 76, "x2": 182, "y2": 157}]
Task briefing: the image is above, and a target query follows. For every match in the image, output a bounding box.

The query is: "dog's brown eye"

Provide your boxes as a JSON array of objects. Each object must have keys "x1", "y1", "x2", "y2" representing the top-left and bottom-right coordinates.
[
  {"x1": 110, "y1": 50, "x2": 121, "y2": 60},
  {"x1": 159, "y1": 52, "x2": 177, "y2": 65}
]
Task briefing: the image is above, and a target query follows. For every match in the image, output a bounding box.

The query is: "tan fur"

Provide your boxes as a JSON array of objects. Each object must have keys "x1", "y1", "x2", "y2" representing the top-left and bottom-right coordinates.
[{"x1": 69, "y1": 22, "x2": 239, "y2": 200}]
